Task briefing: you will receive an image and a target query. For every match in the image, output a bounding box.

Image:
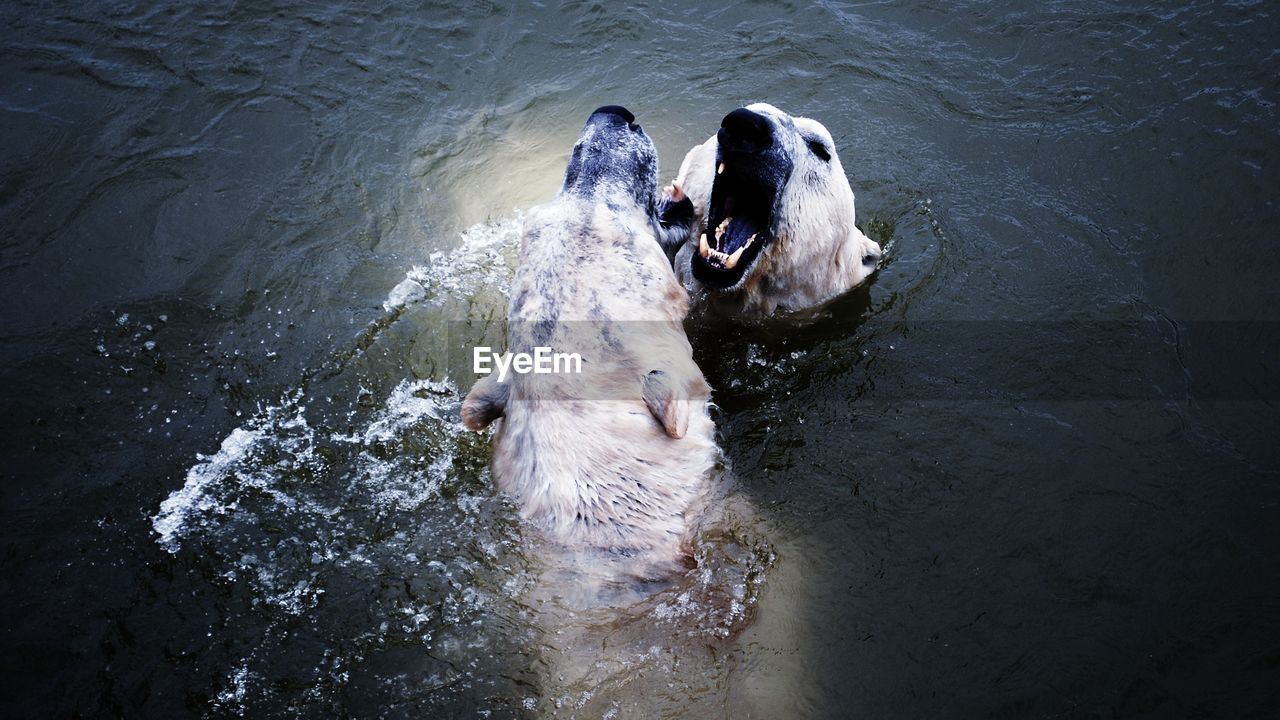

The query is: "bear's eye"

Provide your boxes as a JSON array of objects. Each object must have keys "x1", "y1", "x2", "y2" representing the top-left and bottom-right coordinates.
[{"x1": 806, "y1": 139, "x2": 831, "y2": 162}]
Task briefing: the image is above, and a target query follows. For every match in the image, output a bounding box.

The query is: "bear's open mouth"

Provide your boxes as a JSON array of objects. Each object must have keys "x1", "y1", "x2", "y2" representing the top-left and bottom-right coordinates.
[{"x1": 690, "y1": 157, "x2": 777, "y2": 290}]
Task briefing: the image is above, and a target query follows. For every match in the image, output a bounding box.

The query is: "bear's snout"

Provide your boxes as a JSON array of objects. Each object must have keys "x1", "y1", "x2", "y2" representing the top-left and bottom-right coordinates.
[
  {"x1": 590, "y1": 104, "x2": 635, "y2": 124},
  {"x1": 718, "y1": 107, "x2": 773, "y2": 154},
  {"x1": 588, "y1": 104, "x2": 642, "y2": 134}
]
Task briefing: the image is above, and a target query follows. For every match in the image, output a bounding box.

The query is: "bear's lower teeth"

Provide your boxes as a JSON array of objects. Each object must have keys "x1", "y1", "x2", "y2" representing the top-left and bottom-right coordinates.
[
  {"x1": 700, "y1": 233, "x2": 757, "y2": 270},
  {"x1": 724, "y1": 235, "x2": 754, "y2": 269}
]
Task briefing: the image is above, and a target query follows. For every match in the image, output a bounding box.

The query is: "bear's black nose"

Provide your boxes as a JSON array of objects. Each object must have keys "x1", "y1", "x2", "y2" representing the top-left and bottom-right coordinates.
[
  {"x1": 590, "y1": 105, "x2": 636, "y2": 124},
  {"x1": 719, "y1": 108, "x2": 773, "y2": 153}
]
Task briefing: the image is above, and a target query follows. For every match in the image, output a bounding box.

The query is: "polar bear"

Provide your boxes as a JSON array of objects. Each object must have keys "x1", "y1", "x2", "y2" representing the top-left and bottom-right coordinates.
[
  {"x1": 659, "y1": 103, "x2": 882, "y2": 316},
  {"x1": 460, "y1": 106, "x2": 715, "y2": 577}
]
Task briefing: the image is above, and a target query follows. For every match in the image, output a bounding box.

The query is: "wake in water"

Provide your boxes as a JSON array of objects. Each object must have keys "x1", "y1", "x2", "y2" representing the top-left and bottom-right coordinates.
[{"x1": 151, "y1": 217, "x2": 772, "y2": 717}]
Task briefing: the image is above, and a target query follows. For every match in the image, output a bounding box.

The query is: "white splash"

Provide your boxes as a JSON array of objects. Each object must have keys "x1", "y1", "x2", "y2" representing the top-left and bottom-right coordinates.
[
  {"x1": 157, "y1": 214, "x2": 521, "y2": 555},
  {"x1": 213, "y1": 663, "x2": 252, "y2": 715},
  {"x1": 341, "y1": 378, "x2": 458, "y2": 446},
  {"x1": 390, "y1": 216, "x2": 521, "y2": 309},
  {"x1": 153, "y1": 427, "x2": 260, "y2": 551},
  {"x1": 342, "y1": 378, "x2": 465, "y2": 511},
  {"x1": 382, "y1": 278, "x2": 426, "y2": 311},
  {"x1": 153, "y1": 400, "x2": 312, "y2": 554}
]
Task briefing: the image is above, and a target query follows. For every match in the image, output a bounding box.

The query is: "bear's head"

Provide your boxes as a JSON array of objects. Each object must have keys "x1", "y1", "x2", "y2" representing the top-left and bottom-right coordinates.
[
  {"x1": 678, "y1": 103, "x2": 881, "y2": 308},
  {"x1": 561, "y1": 105, "x2": 659, "y2": 212}
]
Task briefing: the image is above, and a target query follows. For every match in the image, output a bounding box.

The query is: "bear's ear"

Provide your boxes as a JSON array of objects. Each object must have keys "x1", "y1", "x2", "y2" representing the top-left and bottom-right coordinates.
[
  {"x1": 461, "y1": 373, "x2": 509, "y2": 431},
  {"x1": 641, "y1": 369, "x2": 689, "y2": 439},
  {"x1": 654, "y1": 182, "x2": 695, "y2": 261}
]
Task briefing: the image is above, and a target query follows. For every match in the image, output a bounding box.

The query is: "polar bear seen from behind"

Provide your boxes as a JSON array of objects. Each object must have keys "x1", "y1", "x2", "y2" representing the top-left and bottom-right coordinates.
[{"x1": 460, "y1": 106, "x2": 715, "y2": 578}]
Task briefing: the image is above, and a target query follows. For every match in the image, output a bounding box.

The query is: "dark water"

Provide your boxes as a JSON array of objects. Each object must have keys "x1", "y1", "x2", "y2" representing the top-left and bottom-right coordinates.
[{"x1": 3, "y1": 1, "x2": 1279, "y2": 717}]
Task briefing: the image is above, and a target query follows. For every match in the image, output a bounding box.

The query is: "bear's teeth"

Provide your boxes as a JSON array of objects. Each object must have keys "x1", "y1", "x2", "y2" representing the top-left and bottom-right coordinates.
[
  {"x1": 724, "y1": 240, "x2": 750, "y2": 269},
  {"x1": 722, "y1": 234, "x2": 757, "y2": 270},
  {"x1": 717, "y1": 162, "x2": 725, "y2": 175},
  {"x1": 698, "y1": 232, "x2": 711, "y2": 259},
  {"x1": 715, "y1": 217, "x2": 731, "y2": 243}
]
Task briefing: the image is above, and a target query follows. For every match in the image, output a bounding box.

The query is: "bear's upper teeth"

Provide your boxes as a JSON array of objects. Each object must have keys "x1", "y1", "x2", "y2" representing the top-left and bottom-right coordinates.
[
  {"x1": 715, "y1": 217, "x2": 731, "y2": 243},
  {"x1": 717, "y1": 162, "x2": 725, "y2": 175},
  {"x1": 699, "y1": 232, "x2": 711, "y2": 259}
]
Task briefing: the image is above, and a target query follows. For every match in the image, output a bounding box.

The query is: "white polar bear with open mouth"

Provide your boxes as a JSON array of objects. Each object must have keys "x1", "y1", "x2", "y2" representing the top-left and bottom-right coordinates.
[
  {"x1": 660, "y1": 103, "x2": 882, "y2": 316},
  {"x1": 460, "y1": 106, "x2": 715, "y2": 578}
]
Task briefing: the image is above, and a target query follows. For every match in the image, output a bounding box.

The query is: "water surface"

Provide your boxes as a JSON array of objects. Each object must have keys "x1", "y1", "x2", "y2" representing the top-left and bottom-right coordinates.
[{"x1": 2, "y1": 1, "x2": 1278, "y2": 717}]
